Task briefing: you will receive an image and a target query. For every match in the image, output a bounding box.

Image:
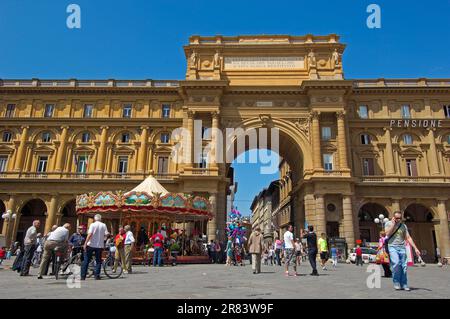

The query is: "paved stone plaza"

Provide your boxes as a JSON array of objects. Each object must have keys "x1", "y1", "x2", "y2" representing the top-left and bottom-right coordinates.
[{"x1": 0, "y1": 258, "x2": 449, "y2": 299}]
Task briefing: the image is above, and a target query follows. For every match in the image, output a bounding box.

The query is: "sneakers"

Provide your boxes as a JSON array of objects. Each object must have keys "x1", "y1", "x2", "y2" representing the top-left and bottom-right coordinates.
[
  {"x1": 403, "y1": 286, "x2": 411, "y2": 291},
  {"x1": 394, "y1": 284, "x2": 402, "y2": 290},
  {"x1": 37, "y1": 276, "x2": 43, "y2": 279},
  {"x1": 284, "y1": 271, "x2": 289, "y2": 277},
  {"x1": 322, "y1": 266, "x2": 327, "y2": 271}
]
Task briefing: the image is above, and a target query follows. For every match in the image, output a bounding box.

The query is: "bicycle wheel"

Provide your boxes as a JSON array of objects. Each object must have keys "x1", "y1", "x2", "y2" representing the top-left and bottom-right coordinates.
[
  {"x1": 103, "y1": 256, "x2": 122, "y2": 279},
  {"x1": 54, "y1": 259, "x2": 61, "y2": 280},
  {"x1": 87, "y1": 259, "x2": 96, "y2": 278}
]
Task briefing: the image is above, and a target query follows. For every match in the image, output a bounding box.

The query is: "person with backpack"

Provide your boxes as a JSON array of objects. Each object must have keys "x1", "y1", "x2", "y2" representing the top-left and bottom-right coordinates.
[{"x1": 385, "y1": 211, "x2": 421, "y2": 291}]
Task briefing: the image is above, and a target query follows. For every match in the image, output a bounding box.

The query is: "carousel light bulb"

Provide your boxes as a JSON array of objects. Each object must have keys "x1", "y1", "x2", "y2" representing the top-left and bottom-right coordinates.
[
  {"x1": 1, "y1": 213, "x2": 7, "y2": 219},
  {"x1": 374, "y1": 218, "x2": 380, "y2": 224},
  {"x1": 379, "y1": 214, "x2": 384, "y2": 220},
  {"x1": 383, "y1": 218, "x2": 389, "y2": 224}
]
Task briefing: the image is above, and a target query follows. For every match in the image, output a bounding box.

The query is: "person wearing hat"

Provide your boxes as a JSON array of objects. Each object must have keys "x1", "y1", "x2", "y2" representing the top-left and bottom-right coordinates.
[
  {"x1": 248, "y1": 226, "x2": 264, "y2": 274},
  {"x1": 69, "y1": 224, "x2": 87, "y2": 258}
]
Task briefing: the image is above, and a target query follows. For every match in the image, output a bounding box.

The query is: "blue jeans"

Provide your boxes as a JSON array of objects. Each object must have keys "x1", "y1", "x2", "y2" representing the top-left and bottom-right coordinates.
[
  {"x1": 388, "y1": 246, "x2": 408, "y2": 288},
  {"x1": 81, "y1": 246, "x2": 103, "y2": 279},
  {"x1": 153, "y1": 247, "x2": 163, "y2": 267}
]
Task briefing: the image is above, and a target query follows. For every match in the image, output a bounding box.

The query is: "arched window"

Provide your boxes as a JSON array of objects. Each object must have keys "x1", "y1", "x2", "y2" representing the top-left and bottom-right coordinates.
[
  {"x1": 81, "y1": 132, "x2": 90, "y2": 143},
  {"x1": 42, "y1": 132, "x2": 52, "y2": 143},
  {"x1": 121, "y1": 133, "x2": 130, "y2": 143},
  {"x1": 360, "y1": 134, "x2": 371, "y2": 145},
  {"x1": 2, "y1": 131, "x2": 12, "y2": 142}
]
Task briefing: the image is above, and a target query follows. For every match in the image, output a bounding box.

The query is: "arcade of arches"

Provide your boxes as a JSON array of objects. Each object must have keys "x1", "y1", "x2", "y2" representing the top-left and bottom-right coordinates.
[{"x1": 0, "y1": 34, "x2": 449, "y2": 261}]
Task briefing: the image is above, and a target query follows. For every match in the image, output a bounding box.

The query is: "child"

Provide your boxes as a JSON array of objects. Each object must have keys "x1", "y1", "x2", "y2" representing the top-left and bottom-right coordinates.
[
  {"x1": 0, "y1": 247, "x2": 5, "y2": 265},
  {"x1": 268, "y1": 247, "x2": 274, "y2": 265},
  {"x1": 330, "y1": 246, "x2": 338, "y2": 269},
  {"x1": 262, "y1": 249, "x2": 269, "y2": 265}
]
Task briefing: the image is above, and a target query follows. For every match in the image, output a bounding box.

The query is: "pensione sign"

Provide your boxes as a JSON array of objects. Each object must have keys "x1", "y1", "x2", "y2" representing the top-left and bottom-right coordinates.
[{"x1": 390, "y1": 119, "x2": 443, "y2": 128}]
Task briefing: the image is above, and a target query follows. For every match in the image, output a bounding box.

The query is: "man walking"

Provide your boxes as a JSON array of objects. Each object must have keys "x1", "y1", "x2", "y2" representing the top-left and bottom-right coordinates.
[
  {"x1": 124, "y1": 225, "x2": 135, "y2": 274},
  {"x1": 37, "y1": 223, "x2": 71, "y2": 279},
  {"x1": 283, "y1": 225, "x2": 298, "y2": 276},
  {"x1": 302, "y1": 225, "x2": 319, "y2": 276},
  {"x1": 318, "y1": 233, "x2": 329, "y2": 271},
  {"x1": 20, "y1": 220, "x2": 41, "y2": 276},
  {"x1": 385, "y1": 211, "x2": 421, "y2": 291},
  {"x1": 81, "y1": 214, "x2": 109, "y2": 280},
  {"x1": 248, "y1": 226, "x2": 264, "y2": 274},
  {"x1": 355, "y1": 245, "x2": 363, "y2": 266}
]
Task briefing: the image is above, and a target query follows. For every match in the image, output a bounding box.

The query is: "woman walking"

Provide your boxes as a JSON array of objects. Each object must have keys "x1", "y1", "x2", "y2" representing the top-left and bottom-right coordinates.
[
  {"x1": 376, "y1": 230, "x2": 392, "y2": 278},
  {"x1": 225, "y1": 237, "x2": 233, "y2": 266}
]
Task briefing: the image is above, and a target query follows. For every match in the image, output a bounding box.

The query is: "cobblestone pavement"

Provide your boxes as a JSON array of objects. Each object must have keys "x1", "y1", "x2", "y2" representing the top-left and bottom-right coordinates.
[{"x1": 0, "y1": 258, "x2": 449, "y2": 299}]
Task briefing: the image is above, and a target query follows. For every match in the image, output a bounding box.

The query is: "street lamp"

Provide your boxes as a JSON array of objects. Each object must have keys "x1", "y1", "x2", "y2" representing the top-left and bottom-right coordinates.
[
  {"x1": 2, "y1": 209, "x2": 17, "y2": 247},
  {"x1": 374, "y1": 214, "x2": 389, "y2": 229}
]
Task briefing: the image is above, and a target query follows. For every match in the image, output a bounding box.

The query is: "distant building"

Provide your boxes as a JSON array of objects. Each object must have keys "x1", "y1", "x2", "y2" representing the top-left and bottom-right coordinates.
[{"x1": 250, "y1": 180, "x2": 279, "y2": 244}]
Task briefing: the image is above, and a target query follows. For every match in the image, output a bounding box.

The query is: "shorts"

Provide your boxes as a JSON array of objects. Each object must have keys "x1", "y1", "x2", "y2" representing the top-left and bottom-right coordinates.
[
  {"x1": 320, "y1": 252, "x2": 328, "y2": 260},
  {"x1": 295, "y1": 251, "x2": 302, "y2": 257},
  {"x1": 284, "y1": 248, "x2": 295, "y2": 266}
]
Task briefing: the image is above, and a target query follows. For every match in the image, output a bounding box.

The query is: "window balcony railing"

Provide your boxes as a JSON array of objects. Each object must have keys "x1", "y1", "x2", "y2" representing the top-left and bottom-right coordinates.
[
  {"x1": 0, "y1": 171, "x2": 178, "y2": 181},
  {"x1": 0, "y1": 79, "x2": 180, "y2": 88},
  {"x1": 359, "y1": 176, "x2": 450, "y2": 183}
]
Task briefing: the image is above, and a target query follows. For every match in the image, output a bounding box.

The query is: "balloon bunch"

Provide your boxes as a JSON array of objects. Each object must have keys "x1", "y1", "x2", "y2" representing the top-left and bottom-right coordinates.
[{"x1": 225, "y1": 208, "x2": 247, "y2": 242}]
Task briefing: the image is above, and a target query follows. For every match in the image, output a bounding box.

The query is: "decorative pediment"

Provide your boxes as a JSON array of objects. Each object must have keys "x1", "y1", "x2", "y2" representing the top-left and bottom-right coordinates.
[
  {"x1": 73, "y1": 145, "x2": 95, "y2": 153},
  {"x1": 154, "y1": 145, "x2": 173, "y2": 153},
  {"x1": 399, "y1": 147, "x2": 423, "y2": 158},
  {"x1": 357, "y1": 149, "x2": 380, "y2": 158},
  {"x1": 33, "y1": 145, "x2": 55, "y2": 153},
  {"x1": 0, "y1": 145, "x2": 15, "y2": 154},
  {"x1": 113, "y1": 145, "x2": 135, "y2": 154}
]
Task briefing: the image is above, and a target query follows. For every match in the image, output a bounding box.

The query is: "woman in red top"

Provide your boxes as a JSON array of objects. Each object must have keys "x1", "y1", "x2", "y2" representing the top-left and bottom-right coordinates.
[
  {"x1": 113, "y1": 228, "x2": 126, "y2": 272},
  {"x1": 151, "y1": 230, "x2": 164, "y2": 267}
]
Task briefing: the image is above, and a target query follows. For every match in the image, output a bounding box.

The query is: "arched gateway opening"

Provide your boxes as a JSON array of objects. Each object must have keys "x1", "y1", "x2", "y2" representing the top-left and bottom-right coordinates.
[
  {"x1": 0, "y1": 200, "x2": 6, "y2": 234},
  {"x1": 404, "y1": 204, "x2": 436, "y2": 263},
  {"x1": 358, "y1": 203, "x2": 389, "y2": 244},
  {"x1": 224, "y1": 118, "x2": 310, "y2": 242},
  {"x1": 60, "y1": 199, "x2": 77, "y2": 235},
  {"x1": 17, "y1": 199, "x2": 47, "y2": 244}
]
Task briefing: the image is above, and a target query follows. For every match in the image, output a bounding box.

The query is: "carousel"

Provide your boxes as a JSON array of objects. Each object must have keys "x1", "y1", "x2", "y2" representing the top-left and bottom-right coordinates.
[{"x1": 75, "y1": 176, "x2": 213, "y2": 263}]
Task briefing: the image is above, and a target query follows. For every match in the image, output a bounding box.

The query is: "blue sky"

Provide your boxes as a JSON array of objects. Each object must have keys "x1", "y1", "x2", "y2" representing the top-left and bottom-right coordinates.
[{"x1": 1, "y1": 0, "x2": 449, "y2": 216}]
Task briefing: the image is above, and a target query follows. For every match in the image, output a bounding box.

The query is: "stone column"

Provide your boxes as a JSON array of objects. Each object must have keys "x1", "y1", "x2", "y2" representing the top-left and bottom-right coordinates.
[
  {"x1": 427, "y1": 129, "x2": 440, "y2": 175},
  {"x1": 391, "y1": 199, "x2": 401, "y2": 214},
  {"x1": 383, "y1": 128, "x2": 396, "y2": 175},
  {"x1": 311, "y1": 111, "x2": 322, "y2": 170},
  {"x1": 437, "y1": 200, "x2": 450, "y2": 258},
  {"x1": 187, "y1": 111, "x2": 194, "y2": 166},
  {"x1": 137, "y1": 126, "x2": 149, "y2": 173},
  {"x1": 54, "y1": 126, "x2": 69, "y2": 172},
  {"x1": 315, "y1": 195, "x2": 326, "y2": 237},
  {"x1": 336, "y1": 111, "x2": 349, "y2": 170},
  {"x1": 207, "y1": 193, "x2": 217, "y2": 241},
  {"x1": 95, "y1": 126, "x2": 108, "y2": 172},
  {"x1": 14, "y1": 126, "x2": 29, "y2": 172},
  {"x1": 342, "y1": 195, "x2": 355, "y2": 248},
  {"x1": 44, "y1": 195, "x2": 59, "y2": 234},
  {"x1": 211, "y1": 111, "x2": 220, "y2": 169},
  {"x1": 3, "y1": 195, "x2": 17, "y2": 247}
]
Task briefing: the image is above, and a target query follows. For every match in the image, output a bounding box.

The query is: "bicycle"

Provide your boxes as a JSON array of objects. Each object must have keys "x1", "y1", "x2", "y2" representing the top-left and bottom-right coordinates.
[{"x1": 86, "y1": 244, "x2": 123, "y2": 279}]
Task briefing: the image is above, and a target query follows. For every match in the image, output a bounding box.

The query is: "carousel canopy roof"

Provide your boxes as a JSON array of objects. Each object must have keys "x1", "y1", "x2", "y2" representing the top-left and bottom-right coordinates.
[
  {"x1": 76, "y1": 175, "x2": 212, "y2": 221},
  {"x1": 125, "y1": 175, "x2": 169, "y2": 196}
]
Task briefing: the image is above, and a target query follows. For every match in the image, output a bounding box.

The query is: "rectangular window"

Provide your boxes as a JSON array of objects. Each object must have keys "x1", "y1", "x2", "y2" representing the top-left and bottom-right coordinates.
[
  {"x1": 122, "y1": 104, "x2": 132, "y2": 118},
  {"x1": 162, "y1": 104, "x2": 171, "y2": 118},
  {"x1": 76, "y1": 155, "x2": 88, "y2": 173},
  {"x1": 157, "y1": 156, "x2": 169, "y2": 174},
  {"x1": 401, "y1": 105, "x2": 411, "y2": 118},
  {"x1": 121, "y1": 133, "x2": 130, "y2": 143},
  {"x1": 37, "y1": 156, "x2": 48, "y2": 173},
  {"x1": 2, "y1": 131, "x2": 12, "y2": 142},
  {"x1": 5, "y1": 104, "x2": 15, "y2": 118},
  {"x1": 198, "y1": 154, "x2": 208, "y2": 168},
  {"x1": 0, "y1": 156, "x2": 8, "y2": 172},
  {"x1": 81, "y1": 132, "x2": 90, "y2": 143},
  {"x1": 83, "y1": 104, "x2": 93, "y2": 118},
  {"x1": 44, "y1": 104, "x2": 54, "y2": 118},
  {"x1": 42, "y1": 132, "x2": 51, "y2": 143},
  {"x1": 443, "y1": 105, "x2": 450, "y2": 119},
  {"x1": 358, "y1": 105, "x2": 368, "y2": 119},
  {"x1": 403, "y1": 134, "x2": 413, "y2": 145},
  {"x1": 406, "y1": 159, "x2": 418, "y2": 177},
  {"x1": 362, "y1": 158, "x2": 375, "y2": 176},
  {"x1": 322, "y1": 127, "x2": 332, "y2": 141},
  {"x1": 161, "y1": 133, "x2": 170, "y2": 143},
  {"x1": 323, "y1": 154, "x2": 333, "y2": 171},
  {"x1": 360, "y1": 134, "x2": 371, "y2": 145},
  {"x1": 117, "y1": 156, "x2": 128, "y2": 174}
]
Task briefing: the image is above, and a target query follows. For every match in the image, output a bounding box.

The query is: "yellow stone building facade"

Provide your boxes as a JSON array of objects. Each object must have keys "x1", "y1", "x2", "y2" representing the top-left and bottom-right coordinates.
[{"x1": 1, "y1": 34, "x2": 449, "y2": 262}]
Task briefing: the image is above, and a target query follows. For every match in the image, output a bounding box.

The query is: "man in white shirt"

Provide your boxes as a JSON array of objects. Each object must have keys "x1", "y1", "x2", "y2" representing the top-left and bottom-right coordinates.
[
  {"x1": 38, "y1": 223, "x2": 71, "y2": 279},
  {"x1": 20, "y1": 220, "x2": 41, "y2": 276},
  {"x1": 124, "y1": 225, "x2": 135, "y2": 274},
  {"x1": 81, "y1": 214, "x2": 109, "y2": 280},
  {"x1": 283, "y1": 225, "x2": 298, "y2": 277}
]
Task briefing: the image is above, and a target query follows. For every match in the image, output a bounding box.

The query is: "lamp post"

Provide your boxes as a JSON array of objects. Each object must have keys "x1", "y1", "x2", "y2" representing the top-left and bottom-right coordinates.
[
  {"x1": 374, "y1": 213, "x2": 390, "y2": 230},
  {"x1": 2, "y1": 209, "x2": 17, "y2": 248}
]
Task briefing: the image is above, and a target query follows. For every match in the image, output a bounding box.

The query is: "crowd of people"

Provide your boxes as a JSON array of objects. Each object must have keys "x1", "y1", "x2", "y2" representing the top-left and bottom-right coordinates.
[{"x1": 3, "y1": 210, "x2": 423, "y2": 291}]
